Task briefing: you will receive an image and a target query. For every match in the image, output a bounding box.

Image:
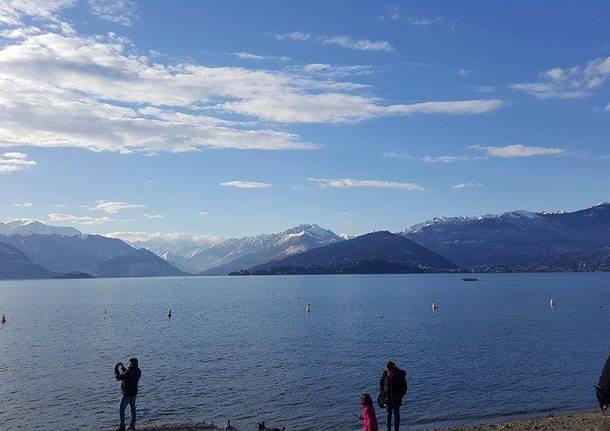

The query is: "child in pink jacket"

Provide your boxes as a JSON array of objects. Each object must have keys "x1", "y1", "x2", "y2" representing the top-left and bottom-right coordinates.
[{"x1": 359, "y1": 393, "x2": 379, "y2": 431}]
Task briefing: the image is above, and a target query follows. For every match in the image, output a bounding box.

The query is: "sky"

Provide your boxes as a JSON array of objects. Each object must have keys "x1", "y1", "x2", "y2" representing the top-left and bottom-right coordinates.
[{"x1": 0, "y1": 0, "x2": 609, "y2": 240}]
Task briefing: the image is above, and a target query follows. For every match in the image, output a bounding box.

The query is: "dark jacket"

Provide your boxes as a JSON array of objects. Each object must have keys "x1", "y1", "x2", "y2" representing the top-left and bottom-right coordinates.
[
  {"x1": 596, "y1": 354, "x2": 610, "y2": 409},
  {"x1": 115, "y1": 364, "x2": 141, "y2": 396},
  {"x1": 379, "y1": 368, "x2": 407, "y2": 407}
]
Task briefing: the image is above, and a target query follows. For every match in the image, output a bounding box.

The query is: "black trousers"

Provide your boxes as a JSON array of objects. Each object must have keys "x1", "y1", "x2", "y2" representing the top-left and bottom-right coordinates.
[{"x1": 386, "y1": 405, "x2": 400, "y2": 431}]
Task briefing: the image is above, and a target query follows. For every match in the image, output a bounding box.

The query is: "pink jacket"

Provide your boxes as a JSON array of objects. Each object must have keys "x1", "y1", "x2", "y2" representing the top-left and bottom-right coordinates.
[{"x1": 359, "y1": 405, "x2": 379, "y2": 431}]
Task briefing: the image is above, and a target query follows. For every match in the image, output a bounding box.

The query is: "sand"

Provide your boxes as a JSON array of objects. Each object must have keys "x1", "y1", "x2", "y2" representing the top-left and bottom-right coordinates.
[
  {"x1": 425, "y1": 410, "x2": 610, "y2": 431},
  {"x1": 105, "y1": 422, "x2": 223, "y2": 431},
  {"x1": 104, "y1": 411, "x2": 610, "y2": 431}
]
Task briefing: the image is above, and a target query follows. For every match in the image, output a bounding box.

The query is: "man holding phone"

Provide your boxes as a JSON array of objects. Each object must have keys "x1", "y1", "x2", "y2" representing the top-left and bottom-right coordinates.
[{"x1": 114, "y1": 358, "x2": 142, "y2": 431}]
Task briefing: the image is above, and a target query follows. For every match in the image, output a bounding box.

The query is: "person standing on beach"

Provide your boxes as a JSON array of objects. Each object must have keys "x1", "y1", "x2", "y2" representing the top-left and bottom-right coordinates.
[
  {"x1": 379, "y1": 361, "x2": 407, "y2": 431},
  {"x1": 359, "y1": 393, "x2": 379, "y2": 431},
  {"x1": 114, "y1": 358, "x2": 141, "y2": 431}
]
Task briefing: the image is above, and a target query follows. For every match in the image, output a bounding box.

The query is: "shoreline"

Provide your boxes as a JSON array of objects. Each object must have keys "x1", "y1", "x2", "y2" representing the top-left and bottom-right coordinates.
[
  {"x1": 423, "y1": 410, "x2": 607, "y2": 431},
  {"x1": 104, "y1": 410, "x2": 609, "y2": 431}
]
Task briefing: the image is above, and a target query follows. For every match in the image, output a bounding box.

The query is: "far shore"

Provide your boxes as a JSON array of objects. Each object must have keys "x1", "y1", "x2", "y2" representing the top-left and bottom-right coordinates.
[{"x1": 102, "y1": 410, "x2": 610, "y2": 431}]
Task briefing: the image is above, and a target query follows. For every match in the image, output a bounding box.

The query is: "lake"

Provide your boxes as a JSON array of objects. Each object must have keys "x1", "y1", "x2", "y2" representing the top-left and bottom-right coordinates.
[{"x1": 0, "y1": 273, "x2": 609, "y2": 430}]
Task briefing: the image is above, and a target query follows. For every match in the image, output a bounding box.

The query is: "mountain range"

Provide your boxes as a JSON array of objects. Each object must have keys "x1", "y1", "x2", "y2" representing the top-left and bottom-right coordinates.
[
  {"x1": 0, "y1": 223, "x2": 185, "y2": 279},
  {"x1": 122, "y1": 224, "x2": 343, "y2": 274},
  {"x1": 246, "y1": 231, "x2": 458, "y2": 275},
  {"x1": 403, "y1": 202, "x2": 610, "y2": 271},
  {"x1": 0, "y1": 202, "x2": 609, "y2": 279}
]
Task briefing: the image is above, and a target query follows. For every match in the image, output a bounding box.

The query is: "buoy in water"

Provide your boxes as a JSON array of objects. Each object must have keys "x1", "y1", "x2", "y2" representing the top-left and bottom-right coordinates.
[
  {"x1": 432, "y1": 303, "x2": 439, "y2": 311},
  {"x1": 167, "y1": 308, "x2": 172, "y2": 318}
]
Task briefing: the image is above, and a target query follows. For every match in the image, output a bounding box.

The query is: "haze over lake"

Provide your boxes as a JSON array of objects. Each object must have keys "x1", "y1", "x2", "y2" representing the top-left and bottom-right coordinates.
[{"x1": 1, "y1": 273, "x2": 609, "y2": 431}]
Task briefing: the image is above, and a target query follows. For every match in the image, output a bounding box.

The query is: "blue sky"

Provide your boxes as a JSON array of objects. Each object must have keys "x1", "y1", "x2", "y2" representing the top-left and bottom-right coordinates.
[{"x1": 0, "y1": 0, "x2": 609, "y2": 239}]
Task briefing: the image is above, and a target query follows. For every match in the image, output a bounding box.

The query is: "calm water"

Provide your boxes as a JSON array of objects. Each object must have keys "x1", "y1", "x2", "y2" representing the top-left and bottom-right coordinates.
[{"x1": 0, "y1": 273, "x2": 609, "y2": 431}]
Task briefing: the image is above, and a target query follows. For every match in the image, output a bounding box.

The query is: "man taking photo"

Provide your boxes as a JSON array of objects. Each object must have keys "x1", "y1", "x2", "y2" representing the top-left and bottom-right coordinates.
[{"x1": 114, "y1": 358, "x2": 142, "y2": 431}]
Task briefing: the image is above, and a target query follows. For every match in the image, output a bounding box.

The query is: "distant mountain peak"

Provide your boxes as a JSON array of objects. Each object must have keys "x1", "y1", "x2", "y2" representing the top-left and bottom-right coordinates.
[
  {"x1": 247, "y1": 230, "x2": 458, "y2": 275},
  {"x1": 500, "y1": 210, "x2": 540, "y2": 219},
  {"x1": 198, "y1": 224, "x2": 343, "y2": 275},
  {"x1": 0, "y1": 219, "x2": 81, "y2": 237}
]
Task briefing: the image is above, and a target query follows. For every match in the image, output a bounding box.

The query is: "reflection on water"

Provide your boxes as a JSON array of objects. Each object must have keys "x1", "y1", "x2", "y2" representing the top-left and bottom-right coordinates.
[{"x1": 0, "y1": 273, "x2": 608, "y2": 430}]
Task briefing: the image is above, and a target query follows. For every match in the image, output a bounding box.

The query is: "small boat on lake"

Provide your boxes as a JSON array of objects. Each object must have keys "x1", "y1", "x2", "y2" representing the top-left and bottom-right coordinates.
[{"x1": 462, "y1": 277, "x2": 479, "y2": 282}]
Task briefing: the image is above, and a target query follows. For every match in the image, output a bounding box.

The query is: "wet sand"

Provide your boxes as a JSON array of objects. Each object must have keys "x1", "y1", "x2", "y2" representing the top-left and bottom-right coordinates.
[{"x1": 425, "y1": 410, "x2": 610, "y2": 431}]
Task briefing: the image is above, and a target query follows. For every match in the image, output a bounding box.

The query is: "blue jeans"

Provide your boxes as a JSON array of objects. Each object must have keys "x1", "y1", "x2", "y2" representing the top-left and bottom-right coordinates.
[
  {"x1": 387, "y1": 405, "x2": 400, "y2": 431},
  {"x1": 119, "y1": 395, "x2": 137, "y2": 429}
]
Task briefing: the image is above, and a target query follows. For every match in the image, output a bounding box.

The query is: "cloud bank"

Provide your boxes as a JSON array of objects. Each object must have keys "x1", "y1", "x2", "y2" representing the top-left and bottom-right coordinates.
[{"x1": 307, "y1": 177, "x2": 424, "y2": 191}]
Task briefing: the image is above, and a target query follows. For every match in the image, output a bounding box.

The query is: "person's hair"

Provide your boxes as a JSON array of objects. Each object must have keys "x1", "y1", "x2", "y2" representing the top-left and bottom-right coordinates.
[
  {"x1": 385, "y1": 361, "x2": 396, "y2": 371},
  {"x1": 360, "y1": 393, "x2": 373, "y2": 407},
  {"x1": 129, "y1": 358, "x2": 138, "y2": 367}
]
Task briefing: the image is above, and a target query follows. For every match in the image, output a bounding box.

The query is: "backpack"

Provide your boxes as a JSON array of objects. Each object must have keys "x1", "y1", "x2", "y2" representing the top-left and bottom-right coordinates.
[{"x1": 398, "y1": 370, "x2": 408, "y2": 398}]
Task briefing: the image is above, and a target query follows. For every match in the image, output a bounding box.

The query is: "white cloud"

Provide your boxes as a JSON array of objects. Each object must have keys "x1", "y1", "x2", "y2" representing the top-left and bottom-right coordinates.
[
  {"x1": 219, "y1": 181, "x2": 272, "y2": 189},
  {"x1": 12, "y1": 202, "x2": 32, "y2": 207},
  {"x1": 274, "y1": 31, "x2": 311, "y2": 41},
  {"x1": 51, "y1": 203, "x2": 67, "y2": 208},
  {"x1": 457, "y1": 68, "x2": 470, "y2": 77},
  {"x1": 378, "y1": 6, "x2": 401, "y2": 22},
  {"x1": 377, "y1": 7, "x2": 451, "y2": 29},
  {"x1": 88, "y1": 0, "x2": 137, "y2": 26},
  {"x1": 604, "y1": 102, "x2": 610, "y2": 112},
  {"x1": 382, "y1": 152, "x2": 414, "y2": 160},
  {"x1": 91, "y1": 200, "x2": 145, "y2": 214},
  {"x1": 0, "y1": 30, "x2": 503, "y2": 151},
  {"x1": 275, "y1": 32, "x2": 395, "y2": 52},
  {"x1": 291, "y1": 63, "x2": 377, "y2": 78},
  {"x1": 0, "y1": 0, "x2": 74, "y2": 26},
  {"x1": 0, "y1": 151, "x2": 36, "y2": 174},
  {"x1": 3, "y1": 151, "x2": 27, "y2": 159},
  {"x1": 223, "y1": 96, "x2": 502, "y2": 123},
  {"x1": 306, "y1": 177, "x2": 424, "y2": 191},
  {"x1": 451, "y1": 181, "x2": 482, "y2": 190},
  {"x1": 408, "y1": 17, "x2": 444, "y2": 27},
  {"x1": 144, "y1": 213, "x2": 164, "y2": 219},
  {"x1": 321, "y1": 35, "x2": 394, "y2": 52},
  {"x1": 232, "y1": 52, "x2": 290, "y2": 62},
  {"x1": 335, "y1": 211, "x2": 354, "y2": 217},
  {"x1": 510, "y1": 55, "x2": 610, "y2": 99},
  {"x1": 106, "y1": 231, "x2": 223, "y2": 245},
  {"x1": 47, "y1": 213, "x2": 112, "y2": 225},
  {"x1": 421, "y1": 155, "x2": 471, "y2": 163},
  {"x1": 382, "y1": 152, "x2": 474, "y2": 163},
  {"x1": 198, "y1": 211, "x2": 210, "y2": 216},
  {"x1": 0, "y1": 4, "x2": 503, "y2": 155},
  {"x1": 470, "y1": 144, "x2": 566, "y2": 158}
]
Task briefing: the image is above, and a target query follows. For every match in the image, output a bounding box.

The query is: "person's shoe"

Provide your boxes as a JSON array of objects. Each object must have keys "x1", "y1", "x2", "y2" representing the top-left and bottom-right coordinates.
[{"x1": 128, "y1": 427, "x2": 136, "y2": 430}]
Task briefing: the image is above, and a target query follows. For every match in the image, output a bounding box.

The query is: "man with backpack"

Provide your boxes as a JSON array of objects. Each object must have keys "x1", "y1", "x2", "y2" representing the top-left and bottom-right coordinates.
[{"x1": 379, "y1": 361, "x2": 407, "y2": 431}]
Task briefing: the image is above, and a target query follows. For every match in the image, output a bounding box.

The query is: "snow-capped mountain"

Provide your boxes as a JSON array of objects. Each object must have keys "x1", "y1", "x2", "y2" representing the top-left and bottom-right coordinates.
[
  {"x1": 0, "y1": 220, "x2": 186, "y2": 277},
  {"x1": 126, "y1": 236, "x2": 221, "y2": 259},
  {"x1": 249, "y1": 231, "x2": 458, "y2": 275},
  {"x1": 181, "y1": 224, "x2": 343, "y2": 274},
  {"x1": 403, "y1": 203, "x2": 610, "y2": 269},
  {"x1": 0, "y1": 219, "x2": 81, "y2": 237}
]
